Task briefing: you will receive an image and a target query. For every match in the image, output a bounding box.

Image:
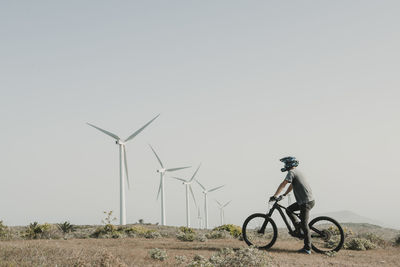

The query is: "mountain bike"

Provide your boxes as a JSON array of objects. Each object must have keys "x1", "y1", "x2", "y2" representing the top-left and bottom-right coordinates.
[{"x1": 242, "y1": 195, "x2": 344, "y2": 253}]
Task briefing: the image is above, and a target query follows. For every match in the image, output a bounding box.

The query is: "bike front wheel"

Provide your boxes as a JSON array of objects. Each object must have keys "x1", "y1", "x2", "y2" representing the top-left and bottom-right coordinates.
[
  {"x1": 242, "y1": 213, "x2": 278, "y2": 249},
  {"x1": 309, "y1": 216, "x2": 345, "y2": 253}
]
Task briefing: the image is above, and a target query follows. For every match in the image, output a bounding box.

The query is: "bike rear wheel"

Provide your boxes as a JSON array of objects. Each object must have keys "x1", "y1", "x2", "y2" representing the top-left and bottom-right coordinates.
[
  {"x1": 309, "y1": 216, "x2": 344, "y2": 253},
  {"x1": 242, "y1": 213, "x2": 278, "y2": 249}
]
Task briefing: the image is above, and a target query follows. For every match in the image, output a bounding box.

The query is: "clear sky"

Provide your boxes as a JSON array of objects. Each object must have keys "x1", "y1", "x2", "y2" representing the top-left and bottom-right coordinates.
[{"x1": 1, "y1": 1, "x2": 399, "y2": 228}]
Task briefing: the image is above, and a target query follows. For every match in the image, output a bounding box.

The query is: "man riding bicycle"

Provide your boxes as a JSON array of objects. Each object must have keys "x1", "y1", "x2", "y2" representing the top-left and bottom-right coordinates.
[{"x1": 270, "y1": 156, "x2": 315, "y2": 254}]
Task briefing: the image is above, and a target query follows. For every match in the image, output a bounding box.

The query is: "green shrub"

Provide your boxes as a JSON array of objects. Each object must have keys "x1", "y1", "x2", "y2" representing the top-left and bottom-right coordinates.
[
  {"x1": 328, "y1": 225, "x2": 354, "y2": 237},
  {"x1": 344, "y1": 231, "x2": 388, "y2": 250},
  {"x1": 124, "y1": 226, "x2": 160, "y2": 239},
  {"x1": 175, "y1": 255, "x2": 187, "y2": 265},
  {"x1": 102, "y1": 211, "x2": 117, "y2": 225},
  {"x1": 176, "y1": 231, "x2": 195, "y2": 242},
  {"x1": 57, "y1": 221, "x2": 75, "y2": 233},
  {"x1": 149, "y1": 248, "x2": 167, "y2": 261},
  {"x1": 358, "y1": 232, "x2": 387, "y2": 247},
  {"x1": 0, "y1": 221, "x2": 7, "y2": 238},
  {"x1": 395, "y1": 235, "x2": 400, "y2": 246},
  {"x1": 344, "y1": 238, "x2": 377, "y2": 250},
  {"x1": 91, "y1": 224, "x2": 119, "y2": 238},
  {"x1": 179, "y1": 226, "x2": 195, "y2": 234},
  {"x1": 187, "y1": 255, "x2": 213, "y2": 267},
  {"x1": 195, "y1": 234, "x2": 207, "y2": 242},
  {"x1": 206, "y1": 230, "x2": 228, "y2": 239},
  {"x1": 212, "y1": 224, "x2": 242, "y2": 238},
  {"x1": 24, "y1": 222, "x2": 53, "y2": 239}
]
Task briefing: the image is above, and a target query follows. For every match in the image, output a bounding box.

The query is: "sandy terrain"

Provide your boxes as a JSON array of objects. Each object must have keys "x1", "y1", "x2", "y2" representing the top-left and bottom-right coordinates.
[{"x1": 0, "y1": 237, "x2": 399, "y2": 266}]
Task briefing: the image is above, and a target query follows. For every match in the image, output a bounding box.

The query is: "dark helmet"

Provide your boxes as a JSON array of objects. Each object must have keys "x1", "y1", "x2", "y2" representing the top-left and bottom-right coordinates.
[{"x1": 280, "y1": 156, "x2": 299, "y2": 172}]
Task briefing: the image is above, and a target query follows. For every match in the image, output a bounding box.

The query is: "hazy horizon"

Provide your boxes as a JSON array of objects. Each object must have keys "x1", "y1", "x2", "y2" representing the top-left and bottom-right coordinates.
[{"x1": 1, "y1": 1, "x2": 399, "y2": 229}]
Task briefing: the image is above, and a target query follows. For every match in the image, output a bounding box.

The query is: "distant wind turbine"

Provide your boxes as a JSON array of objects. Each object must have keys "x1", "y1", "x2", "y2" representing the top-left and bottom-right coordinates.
[
  {"x1": 171, "y1": 164, "x2": 201, "y2": 227},
  {"x1": 87, "y1": 114, "x2": 159, "y2": 225},
  {"x1": 196, "y1": 180, "x2": 224, "y2": 229},
  {"x1": 149, "y1": 144, "x2": 190, "y2": 226},
  {"x1": 215, "y1": 200, "x2": 231, "y2": 226},
  {"x1": 197, "y1": 207, "x2": 203, "y2": 229}
]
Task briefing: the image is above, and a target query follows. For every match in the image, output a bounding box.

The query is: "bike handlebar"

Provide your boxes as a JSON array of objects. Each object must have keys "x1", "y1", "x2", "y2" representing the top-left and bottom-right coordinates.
[{"x1": 269, "y1": 195, "x2": 285, "y2": 203}]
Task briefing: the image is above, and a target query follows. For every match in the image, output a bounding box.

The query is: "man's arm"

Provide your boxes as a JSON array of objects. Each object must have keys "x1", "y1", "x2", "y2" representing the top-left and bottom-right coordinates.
[
  {"x1": 273, "y1": 180, "x2": 289, "y2": 198},
  {"x1": 282, "y1": 184, "x2": 292, "y2": 196}
]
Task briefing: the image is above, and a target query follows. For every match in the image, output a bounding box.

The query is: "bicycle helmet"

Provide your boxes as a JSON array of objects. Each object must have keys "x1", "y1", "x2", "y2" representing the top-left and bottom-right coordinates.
[{"x1": 280, "y1": 156, "x2": 299, "y2": 172}]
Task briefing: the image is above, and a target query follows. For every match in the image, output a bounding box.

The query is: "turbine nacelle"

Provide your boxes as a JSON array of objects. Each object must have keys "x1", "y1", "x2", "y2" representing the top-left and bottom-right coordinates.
[
  {"x1": 116, "y1": 140, "x2": 125, "y2": 145},
  {"x1": 157, "y1": 168, "x2": 166, "y2": 173}
]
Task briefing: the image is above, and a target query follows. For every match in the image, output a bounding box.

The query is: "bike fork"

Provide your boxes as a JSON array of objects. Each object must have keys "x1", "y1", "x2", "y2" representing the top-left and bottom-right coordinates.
[{"x1": 259, "y1": 208, "x2": 274, "y2": 234}]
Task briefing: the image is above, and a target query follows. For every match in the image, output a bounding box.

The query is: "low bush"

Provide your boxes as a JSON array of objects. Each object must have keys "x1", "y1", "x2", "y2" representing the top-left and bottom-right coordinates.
[
  {"x1": 212, "y1": 224, "x2": 242, "y2": 238},
  {"x1": 179, "y1": 226, "x2": 195, "y2": 234},
  {"x1": 344, "y1": 232, "x2": 388, "y2": 250},
  {"x1": 91, "y1": 224, "x2": 120, "y2": 238},
  {"x1": 176, "y1": 231, "x2": 195, "y2": 242},
  {"x1": 185, "y1": 247, "x2": 272, "y2": 267},
  {"x1": 124, "y1": 226, "x2": 160, "y2": 239},
  {"x1": 358, "y1": 232, "x2": 387, "y2": 247},
  {"x1": 395, "y1": 235, "x2": 400, "y2": 246},
  {"x1": 24, "y1": 222, "x2": 59, "y2": 239},
  {"x1": 57, "y1": 221, "x2": 75, "y2": 234},
  {"x1": 187, "y1": 254, "x2": 213, "y2": 267},
  {"x1": 175, "y1": 255, "x2": 187, "y2": 265},
  {"x1": 195, "y1": 233, "x2": 207, "y2": 242},
  {"x1": 0, "y1": 221, "x2": 8, "y2": 239},
  {"x1": 344, "y1": 238, "x2": 377, "y2": 250},
  {"x1": 206, "y1": 230, "x2": 229, "y2": 239},
  {"x1": 149, "y1": 248, "x2": 167, "y2": 261}
]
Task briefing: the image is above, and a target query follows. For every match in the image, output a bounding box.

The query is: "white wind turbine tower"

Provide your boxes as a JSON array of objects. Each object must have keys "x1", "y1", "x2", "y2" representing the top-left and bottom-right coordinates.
[
  {"x1": 215, "y1": 200, "x2": 231, "y2": 226},
  {"x1": 149, "y1": 144, "x2": 190, "y2": 226},
  {"x1": 87, "y1": 114, "x2": 159, "y2": 225},
  {"x1": 171, "y1": 164, "x2": 201, "y2": 227},
  {"x1": 197, "y1": 207, "x2": 203, "y2": 229},
  {"x1": 196, "y1": 181, "x2": 224, "y2": 229}
]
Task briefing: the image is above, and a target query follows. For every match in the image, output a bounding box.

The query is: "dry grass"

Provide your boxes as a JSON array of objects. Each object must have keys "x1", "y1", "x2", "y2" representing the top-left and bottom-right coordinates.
[
  {"x1": 0, "y1": 223, "x2": 399, "y2": 266},
  {"x1": 0, "y1": 237, "x2": 399, "y2": 266}
]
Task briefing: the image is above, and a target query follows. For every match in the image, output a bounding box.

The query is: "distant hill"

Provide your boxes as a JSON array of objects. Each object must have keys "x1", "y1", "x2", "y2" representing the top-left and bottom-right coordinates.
[{"x1": 313, "y1": 210, "x2": 384, "y2": 226}]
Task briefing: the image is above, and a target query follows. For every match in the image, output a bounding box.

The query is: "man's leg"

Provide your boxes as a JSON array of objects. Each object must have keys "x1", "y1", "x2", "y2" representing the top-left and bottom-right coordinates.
[
  {"x1": 299, "y1": 200, "x2": 315, "y2": 251},
  {"x1": 286, "y1": 202, "x2": 300, "y2": 228}
]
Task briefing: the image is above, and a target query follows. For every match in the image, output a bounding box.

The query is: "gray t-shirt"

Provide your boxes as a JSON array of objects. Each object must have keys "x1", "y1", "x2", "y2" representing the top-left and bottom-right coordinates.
[{"x1": 285, "y1": 169, "x2": 314, "y2": 205}]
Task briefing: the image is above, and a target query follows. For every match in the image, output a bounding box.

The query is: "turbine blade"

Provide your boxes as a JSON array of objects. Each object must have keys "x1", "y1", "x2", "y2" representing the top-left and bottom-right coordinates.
[
  {"x1": 196, "y1": 180, "x2": 206, "y2": 191},
  {"x1": 149, "y1": 144, "x2": 164, "y2": 168},
  {"x1": 166, "y1": 166, "x2": 191, "y2": 172},
  {"x1": 189, "y1": 185, "x2": 197, "y2": 207},
  {"x1": 171, "y1": 177, "x2": 187, "y2": 183},
  {"x1": 189, "y1": 164, "x2": 201, "y2": 182},
  {"x1": 215, "y1": 200, "x2": 222, "y2": 207},
  {"x1": 156, "y1": 177, "x2": 162, "y2": 200},
  {"x1": 208, "y1": 185, "x2": 225, "y2": 193},
  {"x1": 123, "y1": 145, "x2": 130, "y2": 190},
  {"x1": 87, "y1": 123, "x2": 120, "y2": 140},
  {"x1": 125, "y1": 114, "x2": 160, "y2": 142},
  {"x1": 223, "y1": 200, "x2": 232, "y2": 207}
]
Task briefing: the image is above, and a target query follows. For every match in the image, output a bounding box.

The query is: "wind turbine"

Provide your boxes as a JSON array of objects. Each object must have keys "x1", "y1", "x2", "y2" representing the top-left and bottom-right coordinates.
[
  {"x1": 197, "y1": 207, "x2": 203, "y2": 229},
  {"x1": 149, "y1": 144, "x2": 190, "y2": 226},
  {"x1": 196, "y1": 181, "x2": 224, "y2": 229},
  {"x1": 171, "y1": 164, "x2": 201, "y2": 227},
  {"x1": 87, "y1": 114, "x2": 159, "y2": 225},
  {"x1": 215, "y1": 200, "x2": 231, "y2": 226}
]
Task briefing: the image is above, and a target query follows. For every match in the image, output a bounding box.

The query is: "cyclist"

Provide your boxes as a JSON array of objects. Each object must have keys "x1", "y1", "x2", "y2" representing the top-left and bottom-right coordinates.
[{"x1": 270, "y1": 156, "x2": 315, "y2": 254}]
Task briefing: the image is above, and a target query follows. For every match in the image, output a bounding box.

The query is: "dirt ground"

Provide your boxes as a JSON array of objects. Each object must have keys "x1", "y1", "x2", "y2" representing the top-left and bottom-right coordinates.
[{"x1": 1, "y1": 237, "x2": 399, "y2": 266}]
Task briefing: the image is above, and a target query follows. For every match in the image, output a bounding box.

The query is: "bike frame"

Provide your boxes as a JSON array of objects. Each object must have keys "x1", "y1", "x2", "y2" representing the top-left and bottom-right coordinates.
[{"x1": 260, "y1": 200, "x2": 300, "y2": 234}]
